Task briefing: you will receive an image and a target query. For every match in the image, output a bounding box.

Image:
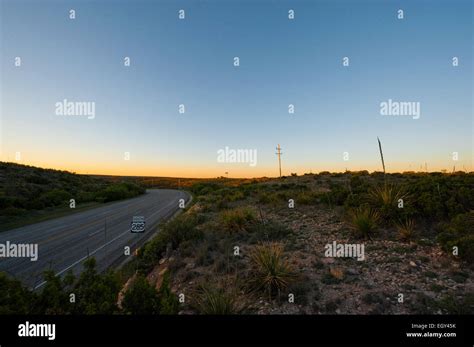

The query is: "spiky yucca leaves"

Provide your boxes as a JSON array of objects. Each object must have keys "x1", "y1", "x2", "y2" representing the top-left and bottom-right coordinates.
[
  {"x1": 194, "y1": 284, "x2": 244, "y2": 315},
  {"x1": 396, "y1": 218, "x2": 416, "y2": 242},
  {"x1": 347, "y1": 206, "x2": 380, "y2": 239},
  {"x1": 249, "y1": 242, "x2": 296, "y2": 300},
  {"x1": 368, "y1": 183, "x2": 407, "y2": 221}
]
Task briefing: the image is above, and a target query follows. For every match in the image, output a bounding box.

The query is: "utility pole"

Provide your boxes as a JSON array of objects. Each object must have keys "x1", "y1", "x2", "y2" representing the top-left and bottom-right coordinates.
[{"x1": 275, "y1": 144, "x2": 282, "y2": 178}]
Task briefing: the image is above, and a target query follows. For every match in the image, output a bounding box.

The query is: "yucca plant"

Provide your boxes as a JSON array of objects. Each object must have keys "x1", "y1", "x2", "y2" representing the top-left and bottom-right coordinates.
[
  {"x1": 194, "y1": 284, "x2": 243, "y2": 315},
  {"x1": 396, "y1": 218, "x2": 416, "y2": 242},
  {"x1": 368, "y1": 183, "x2": 407, "y2": 221},
  {"x1": 249, "y1": 242, "x2": 296, "y2": 300},
  {"x1": 347, "y1": 206, "x2": 380, "y2": 239},
  {"x1": 372, "y1": 137, "x2": 410, "y2": 221}
]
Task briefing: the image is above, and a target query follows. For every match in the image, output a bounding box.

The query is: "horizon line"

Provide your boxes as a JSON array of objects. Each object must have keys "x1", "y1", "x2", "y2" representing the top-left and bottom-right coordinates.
[{"x1": 2, "y1": 161, "x2": 472, "y2": 180}]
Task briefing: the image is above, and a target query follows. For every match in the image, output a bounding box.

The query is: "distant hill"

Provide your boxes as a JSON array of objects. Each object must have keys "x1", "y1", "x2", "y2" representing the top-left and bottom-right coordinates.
[{"x1": 0, "y1": 162, "x2": 145, "y2": 231}]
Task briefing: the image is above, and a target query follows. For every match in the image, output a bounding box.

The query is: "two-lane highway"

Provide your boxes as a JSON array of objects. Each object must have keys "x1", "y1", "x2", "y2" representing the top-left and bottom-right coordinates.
[{"x1": 0, "y1": 189, "x2": 190, "y2": 289}]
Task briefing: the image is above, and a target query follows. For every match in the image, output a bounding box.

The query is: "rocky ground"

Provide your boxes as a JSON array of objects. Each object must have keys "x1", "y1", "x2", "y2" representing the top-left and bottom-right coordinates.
[{"x1": 143, "y1": 197, "x2": 473, "y2": 314}]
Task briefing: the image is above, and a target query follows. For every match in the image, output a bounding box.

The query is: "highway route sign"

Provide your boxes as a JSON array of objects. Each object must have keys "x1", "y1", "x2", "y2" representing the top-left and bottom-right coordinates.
[{"x1": 131, "y1": 216, "x2": 146, "y2": 233}]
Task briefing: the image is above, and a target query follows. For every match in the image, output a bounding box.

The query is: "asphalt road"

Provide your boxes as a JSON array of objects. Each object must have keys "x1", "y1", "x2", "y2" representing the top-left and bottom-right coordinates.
[{"x1": 0, "y1": 189, "x2": 190, "y2": 290}]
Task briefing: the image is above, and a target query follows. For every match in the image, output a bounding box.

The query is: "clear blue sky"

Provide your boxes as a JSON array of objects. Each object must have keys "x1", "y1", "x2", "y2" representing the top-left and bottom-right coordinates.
[{"x1": 1, "y1": 0, "x2": 472, "y2": 177}]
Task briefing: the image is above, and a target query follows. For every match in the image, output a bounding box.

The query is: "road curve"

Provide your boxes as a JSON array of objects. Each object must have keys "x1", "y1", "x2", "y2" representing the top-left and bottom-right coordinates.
[{"x1": 0, "y1": 189, "x2": 190, "y2": 290}]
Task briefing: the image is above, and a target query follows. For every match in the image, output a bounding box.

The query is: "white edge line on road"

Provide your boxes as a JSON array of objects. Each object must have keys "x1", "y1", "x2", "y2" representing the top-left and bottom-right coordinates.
[
  {"x1": 33, "y1": 228, "x2": 130, "y2": 290},
  {"x1": 32, "y1": 193, "x2": 188, "y2": 290}
]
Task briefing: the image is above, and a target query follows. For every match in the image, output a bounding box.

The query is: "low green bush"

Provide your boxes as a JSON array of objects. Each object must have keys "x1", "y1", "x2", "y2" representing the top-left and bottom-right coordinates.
[
  {"x1": 122, "y1": 275, "x2": 160, "y2": 314},
  {"x1": 138, "y1": 213, "x2": 204, "y2": 272},
  {"x1": 220, "y1": 206, "x2": 256, "y2": 232},
  {"x1": 321, "y1": 183, "x2": 350, "y2": 206},
  {"x1": 248, "y1": 221, "x2": 292, "y2": 242},
  {"x1": 437, "y1": 211, "x2": 474, "y2": 263}
]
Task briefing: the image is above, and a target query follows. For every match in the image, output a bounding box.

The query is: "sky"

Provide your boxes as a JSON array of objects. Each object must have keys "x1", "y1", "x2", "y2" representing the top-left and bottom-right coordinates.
[{"x1": 0, "y1": 0, "x2": 472, "y2": 178}]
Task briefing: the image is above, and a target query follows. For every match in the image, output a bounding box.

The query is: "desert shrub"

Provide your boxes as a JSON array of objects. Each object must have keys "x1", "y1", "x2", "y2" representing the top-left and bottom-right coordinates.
[
  {"x1": 96, "y1": 184, "x2": 128, "y2": 202},
  {"x1": 195, "y1": 240, "x2": 215, "y2": 267},
  {"x1": 0, "y1": 272, "x2": 37, "y2": 314},
  {"x1": 76, "y1": 191, "x2": 96, "y2": 203},
  {"x1": 249, "y1": 243, "x2": 296, "y2": 299},
  {"x1": 405, "y1": 175, "x2": 474, "y2": 221},
  {"x1": 0, "y1": 258, "x2": 122, "y2": 315},
  {"x1": 216, "y1": 196, "x2": 229, "y2": 210},
  {"x1": 248, "y1": 221, "x2": 292, "y2": 242},
  {"x1": 122, "y1": 275, "x2": 160, "y2": 314},
  {"x1": 396, "y1": 218, "x2": 416, "y2": 242},
  {"x1": 194, "y1": 284, "x2": 243, "y2": 314},
  {"x1": 412, "y1": 292, "x2": 474, "y2": 315},
  {"x1": 275, "y1": 191, "x2": 290, "y2": 201},
  {"x1": 35, "y1": 269, "x2": 74, "y2": 314},
  {"x1": 199, "y1": 194, "x2": 227, "y2": 211},
  {"x1": 229, "y1": 190, "x2": 245, "y2": 201},
  {"x1": 437, "y1": 211, "x2": 474, "y2": 263},
  {"x1": 258, "y1": 192, "x2": 276, "y2": 204},
  {"x1": 96, "y1": 182, "x2": 145, "y2": 203},
  {"x1": 122, "y1": 270, "x2": 179, "y2": 315},
  {"x1": 217, "y1": 188, "x2": 245, "y2": 202},
  {"x1": 138, "y1": 213, "x2": 204, "y2": 272},
  {"x1": 220, "y1": 206, "x2": 256, "y2": 232},
  {"x1": 321, "y1": 183, "x2": 350, "y2": 206},
  {"x1": 343, "y1": 176, "x2": 371, "y2": 208},
  {"x1": 39, "y1": 189, "x2": 72, "y2": 207},
  {"x1": 347, "y1": 206, "x2": 380, "y2": 239},
  {"x1": 348, "y1": 176, "x2": 370, "y2": 195},
  {"x1": 297, "y1": 191, "x2": 319, "y2": 205},
  {"x1": 344, "y1": 192, "x2": 366, "y2": 209},
  {"x1": 190, "y1": 182, "x2": 222, "y2": 196},
  {"x1": 435, "y1": 293, "x2": 474, "y2": 314},
  {"x1": 276, "y1": 183, "x2": 293, "y2": 190},
  {"x1": 158, "y1": 271, "x2": 180, "y2": 314},
  {"x1": 349, "y1": 175, "x2": 364, "y2": 190},
  {"x1": 71, "y1": 258, "x2": 121, "y2": 314},
  {"x1": 368, "y1": 183, "x2": 406, "y2": 221}
]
